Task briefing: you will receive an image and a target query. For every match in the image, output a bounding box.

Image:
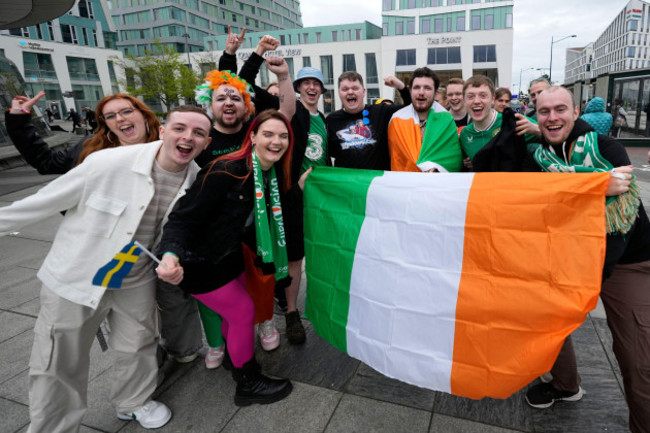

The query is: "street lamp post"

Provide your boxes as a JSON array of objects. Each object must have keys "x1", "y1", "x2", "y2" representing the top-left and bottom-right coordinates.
[
  {"x1": 182, "y1": 33, "x2": 192, "y2": 69},
  {"x1": 549, "y1": 34, "x2": 577, "y2": 83}
]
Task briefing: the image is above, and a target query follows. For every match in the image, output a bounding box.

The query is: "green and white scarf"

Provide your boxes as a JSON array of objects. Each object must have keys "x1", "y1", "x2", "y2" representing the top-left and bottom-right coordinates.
[
  {"x1": 252, "y1": 151, "x2": 289, "y2": 280},
  {"x1": 534, "y1": 131, "x2": 640, "y2": 234}
]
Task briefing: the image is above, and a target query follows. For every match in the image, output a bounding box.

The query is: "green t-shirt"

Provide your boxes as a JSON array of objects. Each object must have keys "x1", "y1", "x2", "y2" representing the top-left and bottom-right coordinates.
[
  {"x1": 460, "y1": 111, "x2": 539, "y2": 160},
  {"x1": 301, "y1": 113, "x2": 328, "y2": 174}
]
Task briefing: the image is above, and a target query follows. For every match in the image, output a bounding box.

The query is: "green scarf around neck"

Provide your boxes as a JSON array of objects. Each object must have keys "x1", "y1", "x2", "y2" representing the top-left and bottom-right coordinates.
[
  {"x1": 252, "y1": 151, "x2": 289, "y2": 280},
  {"x1": 533, "y1": 131, "x2": 640, "y2": 234}
]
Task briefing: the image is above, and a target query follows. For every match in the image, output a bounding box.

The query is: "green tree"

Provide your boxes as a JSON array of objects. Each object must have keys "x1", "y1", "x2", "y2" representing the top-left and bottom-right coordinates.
[{"x1": 113, "y1": 41, "x2": 201, "y2": 111}]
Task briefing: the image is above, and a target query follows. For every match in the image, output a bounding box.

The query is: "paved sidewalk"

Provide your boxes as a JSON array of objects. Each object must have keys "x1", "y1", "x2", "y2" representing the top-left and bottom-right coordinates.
[{"x1": 1, "y1": 165, "x2": 647, "y2": 433}]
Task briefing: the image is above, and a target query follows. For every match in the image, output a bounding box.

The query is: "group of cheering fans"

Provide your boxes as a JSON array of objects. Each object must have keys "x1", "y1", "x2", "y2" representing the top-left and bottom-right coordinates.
[{"x1": 1, "y1": 29, "x2": 649, "y2": 433}]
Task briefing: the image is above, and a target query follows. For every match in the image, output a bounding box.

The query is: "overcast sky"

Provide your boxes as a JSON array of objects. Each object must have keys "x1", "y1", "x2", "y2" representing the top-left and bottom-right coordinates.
[{"x1": 300, "y1": 0, "x2": 631, "y2": 93}]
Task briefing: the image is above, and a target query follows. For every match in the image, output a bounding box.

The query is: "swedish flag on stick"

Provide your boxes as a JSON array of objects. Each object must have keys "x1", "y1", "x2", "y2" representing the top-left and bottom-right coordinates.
[{"x1": 92, "y1": 242, "x2": 143, "y2": 289}]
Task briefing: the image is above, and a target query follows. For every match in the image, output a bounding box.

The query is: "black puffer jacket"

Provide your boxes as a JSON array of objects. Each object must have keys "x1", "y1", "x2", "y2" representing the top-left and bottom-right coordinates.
[{"x1": 6, "y1": 112, "x2": 86, "y2": 174}]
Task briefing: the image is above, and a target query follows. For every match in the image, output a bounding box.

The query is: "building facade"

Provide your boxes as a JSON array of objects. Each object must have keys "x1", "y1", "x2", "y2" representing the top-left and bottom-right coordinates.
[
  {"x1": 106, "y1": 0, "x2": 303, "y2": 57},
  {"x1": 564, "y1": 0, "x2": 650, "y2": 136},
  {"x1": 0, "y1": 0, "x2": 122, "y2": 117},
  {"x1": 203, "y1": 0, "x2": 514, "y2": 114}
]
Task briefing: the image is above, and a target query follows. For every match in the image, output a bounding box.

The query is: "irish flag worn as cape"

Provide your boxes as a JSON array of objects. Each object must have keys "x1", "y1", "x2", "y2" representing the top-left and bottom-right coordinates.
[{"x1": 303, "y1": 167, "x2": 608, "y2": 399}]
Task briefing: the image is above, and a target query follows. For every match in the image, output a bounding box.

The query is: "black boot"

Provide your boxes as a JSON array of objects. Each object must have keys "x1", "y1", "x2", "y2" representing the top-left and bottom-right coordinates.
[{"x1": 232, "y1": 358, "x2": 293, "y2": 406}]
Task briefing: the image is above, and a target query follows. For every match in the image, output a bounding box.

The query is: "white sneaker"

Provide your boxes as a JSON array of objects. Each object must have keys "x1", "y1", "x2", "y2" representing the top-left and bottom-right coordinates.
[
  {"x1": 117, "y1": 400, "x2": 172, "y2": 429},
  {"x1": 205, "y1": 345, "x2": 225, "y2": 369},
  {"x1": 257, "y1": 319, "x2": 280, "y2": 351},
  {"x1": 175, "y1": 352, "x2": 198, "y2": 363}
]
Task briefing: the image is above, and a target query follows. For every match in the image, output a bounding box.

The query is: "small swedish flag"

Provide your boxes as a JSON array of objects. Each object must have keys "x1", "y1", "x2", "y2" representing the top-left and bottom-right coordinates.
[{"x1": 92, "y1": 242, "x2": 143, "y2": 289}]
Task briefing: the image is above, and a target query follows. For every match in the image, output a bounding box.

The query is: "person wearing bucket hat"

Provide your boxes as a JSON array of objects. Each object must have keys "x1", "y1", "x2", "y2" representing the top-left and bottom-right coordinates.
[{"x1": 238, "y1": 41, "x2": 330, "y2": 345}]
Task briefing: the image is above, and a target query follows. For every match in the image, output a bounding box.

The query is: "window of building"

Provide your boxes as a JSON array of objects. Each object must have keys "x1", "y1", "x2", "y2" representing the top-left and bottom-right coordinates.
[
  {"x1": 396, "y1": 21, "x2": 404, "y2": 35},
  {"x1": 47, "y1": 21, "x2": 54, "y2": 39},
  {"x1": 365, "y1": 53, "x2": 378, "y2": 84},
  {"x1": 23, "y1": 52, "x2": 57, "y2": 80},
  {"x1": 626, "y1": 46, "x2": 636, "y2": 58},
  {"x1": 505, "y1": 13, "x2": 513, "y2": 28},
  {"x1": 396, "y1": 49, "x2": 416, "y2": 66},
  {"x1": 342, "y1": 54, "x2": 356, "y2": 72},
  {"x1": 485, "y1": 14, "x2": 494, "y2": 30},
  {"x1": 408, "y1": 0, "x2": 416, "y2": 8},
  {"x1": 366, "y1": 88, "x2": 380, "y2": 104},
  {"x1": 331, "y1": 31, "x2": 338, "y2": 41},
  {"x1": 320, "y1": 55, "x2": 334, "y2": 85},
  {"x1": 316, "y1": 32, "x2": 322, "y2": 42},
  {"x1": 434, "y1": 18, "x2": 443, "y2": 33},
  {"x1": 427, "y1": 47, "x2": 461, "y2": 64},
  {"x1": 407, "y1": 21, "x2": 415, "y2": 34},
  {"x1": 67, "y1": 56, "x2": 100, "y2": 81},
  {"x1": 422, "y1": 18, "x2": 430, "y2": 33},
  {"x1": 473, "y1": 45, "x2": 497, "y2": 62},
  {"x1": 303, "y1": 56, "x2": 311, "y2": 67},
  {"x1": 356, "y1": 29, "x2": 362, "y2": 39},
  {"x1": 447, "y1": 17, "x2": 452, "y2": 32},
  {"x1": 627, "y1": 20, "x2": 638, "y2": 31},
  {"x1": 457, "y1": 16, "x2": 465, "y2": 31},
  {"x1": 471, "y1": 15, "x2": 481, "y2": 30},
  {"x1": 61, "y1": 24, "x2": 72, "y2": 43},
  {"x1": 382, "y1": 0, "x2": 393, "y2": 11},
  {"x1": 383, "y1": 23, "x2": 389, "y2": 36}
]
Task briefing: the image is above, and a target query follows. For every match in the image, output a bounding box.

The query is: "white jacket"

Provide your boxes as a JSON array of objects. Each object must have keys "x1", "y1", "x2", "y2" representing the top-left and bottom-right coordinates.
[{"x1": 0, "y1": 141, "x2": 200, "y2": 309}]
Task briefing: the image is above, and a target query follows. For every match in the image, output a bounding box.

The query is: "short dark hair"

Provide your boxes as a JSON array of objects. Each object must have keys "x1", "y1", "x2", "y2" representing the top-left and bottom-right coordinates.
[
  {"x1": 338, "y1": 71, "x2": 364, "y2": 88},
  {"x1": 446, "y1": 77, "x2": 464, "y2": 87},
  {"x1": 529, "y1": 77, "x2": 550, "y2": 90},
  {"x1": 495, "y1": 87, "x2": 512, "y2": 100},
  {"x1": 167, "y1": 105, "x2": 212, "y2": 126},
  {"x1": 410, "y1": 67, "x2": 440, "y2": 92},
  {"x1": 463, "y1": 75, "x2": 495, "y2": 97}
]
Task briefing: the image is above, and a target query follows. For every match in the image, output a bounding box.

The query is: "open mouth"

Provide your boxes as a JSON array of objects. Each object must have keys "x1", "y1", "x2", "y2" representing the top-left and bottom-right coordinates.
[
  {"x1": 176, "y1": 144, "x2": 193, "y2": 155},
  {"x1": 119, "y1": 125, "x2": 135, "y2": 136},
  {"x1": 546, "y1": 125, "x2": 563, "y2": 132}
]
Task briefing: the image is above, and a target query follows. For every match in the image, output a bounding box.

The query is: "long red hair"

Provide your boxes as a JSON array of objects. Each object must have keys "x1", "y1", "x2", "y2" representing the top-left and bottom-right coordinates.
[
  {"x1": 77, "y1": 94, "x2": 160, "y2": 164},
  {"x1": 207, "y1": 109, "x2": 294, "y2": 192}
]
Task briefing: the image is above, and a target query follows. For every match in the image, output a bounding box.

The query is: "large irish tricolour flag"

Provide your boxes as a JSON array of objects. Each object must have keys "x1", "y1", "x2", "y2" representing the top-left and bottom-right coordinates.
[{"x1": 303, "y1": 167, "x2": 608, "y2": 399}]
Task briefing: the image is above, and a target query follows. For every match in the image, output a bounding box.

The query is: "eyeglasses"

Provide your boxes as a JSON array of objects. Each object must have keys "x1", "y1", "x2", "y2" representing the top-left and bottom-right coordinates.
[{"x1": 101, "y1": 108, "x2": 137, "y2": 121}]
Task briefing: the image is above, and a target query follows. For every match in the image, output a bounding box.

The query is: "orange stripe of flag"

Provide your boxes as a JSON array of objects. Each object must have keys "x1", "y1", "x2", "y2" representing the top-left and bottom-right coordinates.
[{"x1": 451, "y1": 172, "x2": 608, "y2": 399}]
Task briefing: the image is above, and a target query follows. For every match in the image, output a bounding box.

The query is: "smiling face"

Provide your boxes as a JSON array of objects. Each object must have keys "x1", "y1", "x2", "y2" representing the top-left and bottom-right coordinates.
[
  {"x1": 536, "y1": 87, "x2": 579, "y2": 145},
  {"x1": 446, "y1": 83, "x2": 465, "y2": 115},
  {"x1": 101, "y1": 99, "x2": 148, "y2": 145},
  {"x1": 338, "y1": 78, "x2": 366, "y2": 114},
  {"x1": 464, "y1": 84, "x2": 494, "y2": 127},
  {"x1": 411, "y1": 77, "x2": 436, "y2": 115},
  {"x1": 251, "y1": 118, "x2": 290, "y2": 170},
  {"x1": 297, "y1": 78, "x2": 323, "y2": 112},
  {"x1": 210, "y1": 85, "x2": 248, "y2": 133},
  {"x1": 494, "y1": 93, "x2": 510, "y2": 113},
  {"x1": 157, "y1": 111, "x2": 212, "y2": 172}
]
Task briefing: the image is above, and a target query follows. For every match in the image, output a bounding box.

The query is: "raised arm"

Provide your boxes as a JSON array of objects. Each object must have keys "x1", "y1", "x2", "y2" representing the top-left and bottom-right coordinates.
[
  {"x1": 218, "y1": 26, "x2": 246, "y2": 72},
  {"x1": 384, "y1": 75, "x2": 411, "y2": 106},
  {"x1": 265, "y1": 56, "x2": 296, "y2": 119},
  {"x1": 7, "y1": 92, "x2": 84, "y2": 174}
]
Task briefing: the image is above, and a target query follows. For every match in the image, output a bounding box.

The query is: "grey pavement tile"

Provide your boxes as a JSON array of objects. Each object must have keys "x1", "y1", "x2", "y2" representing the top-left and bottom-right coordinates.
[
  {"x1": 0, "y1": 370, "x2": 28, "y2": 405},
  {"x1": 0, "y1": 267, "x2": 41, "y2": 310},
  {"x1": 430, "y1": 413, "x2": 524, "y2": 433},
  {"x1": 255, "y1": 322, "x2": 360, "y2": 391},
  {"x1": 0, "y1": 329, "x2": 33, "y2": 386},
  {"x1": 0, "y1": 397, "x2": 30, "y2": 433},
  {"x1": 121, "y1": 360, "x2": 236, "y2": 433},
  {"x1": 570, "y1": 319, "x2": 616, "y2": 371},
  {"x1": 11, "y1": 298, "x2": 41, "y2": 317},
  {"x1": 0, "y1": 236, "x2": 49, "y2": 272},
  {"x1": 529, "y1": 366, "x2": 629, "y2": 433},
  {"x1": 590, "y1": 316, "x2": 623, "y2": 392},
  {"x1": 345, "y1": 362, "x2": 436, "y2": 411},
  {"x1": 0, "y1": 311, "x2": 35, "y2": 344},
  {"x1": 324, "y1": 393, "x2": 431, "y2": 433},
  {"x1": 433, "y1": 388, "x2": 532, "y2": 431},
  {"x1": 223, "y1": 382, "x2": 342, "y2": 433}
]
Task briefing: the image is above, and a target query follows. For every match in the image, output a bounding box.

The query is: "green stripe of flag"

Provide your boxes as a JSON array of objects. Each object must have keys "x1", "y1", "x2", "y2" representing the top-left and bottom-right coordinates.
[{"x1": 304, "y1": 167, "x2": 384, "y2": 353}]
